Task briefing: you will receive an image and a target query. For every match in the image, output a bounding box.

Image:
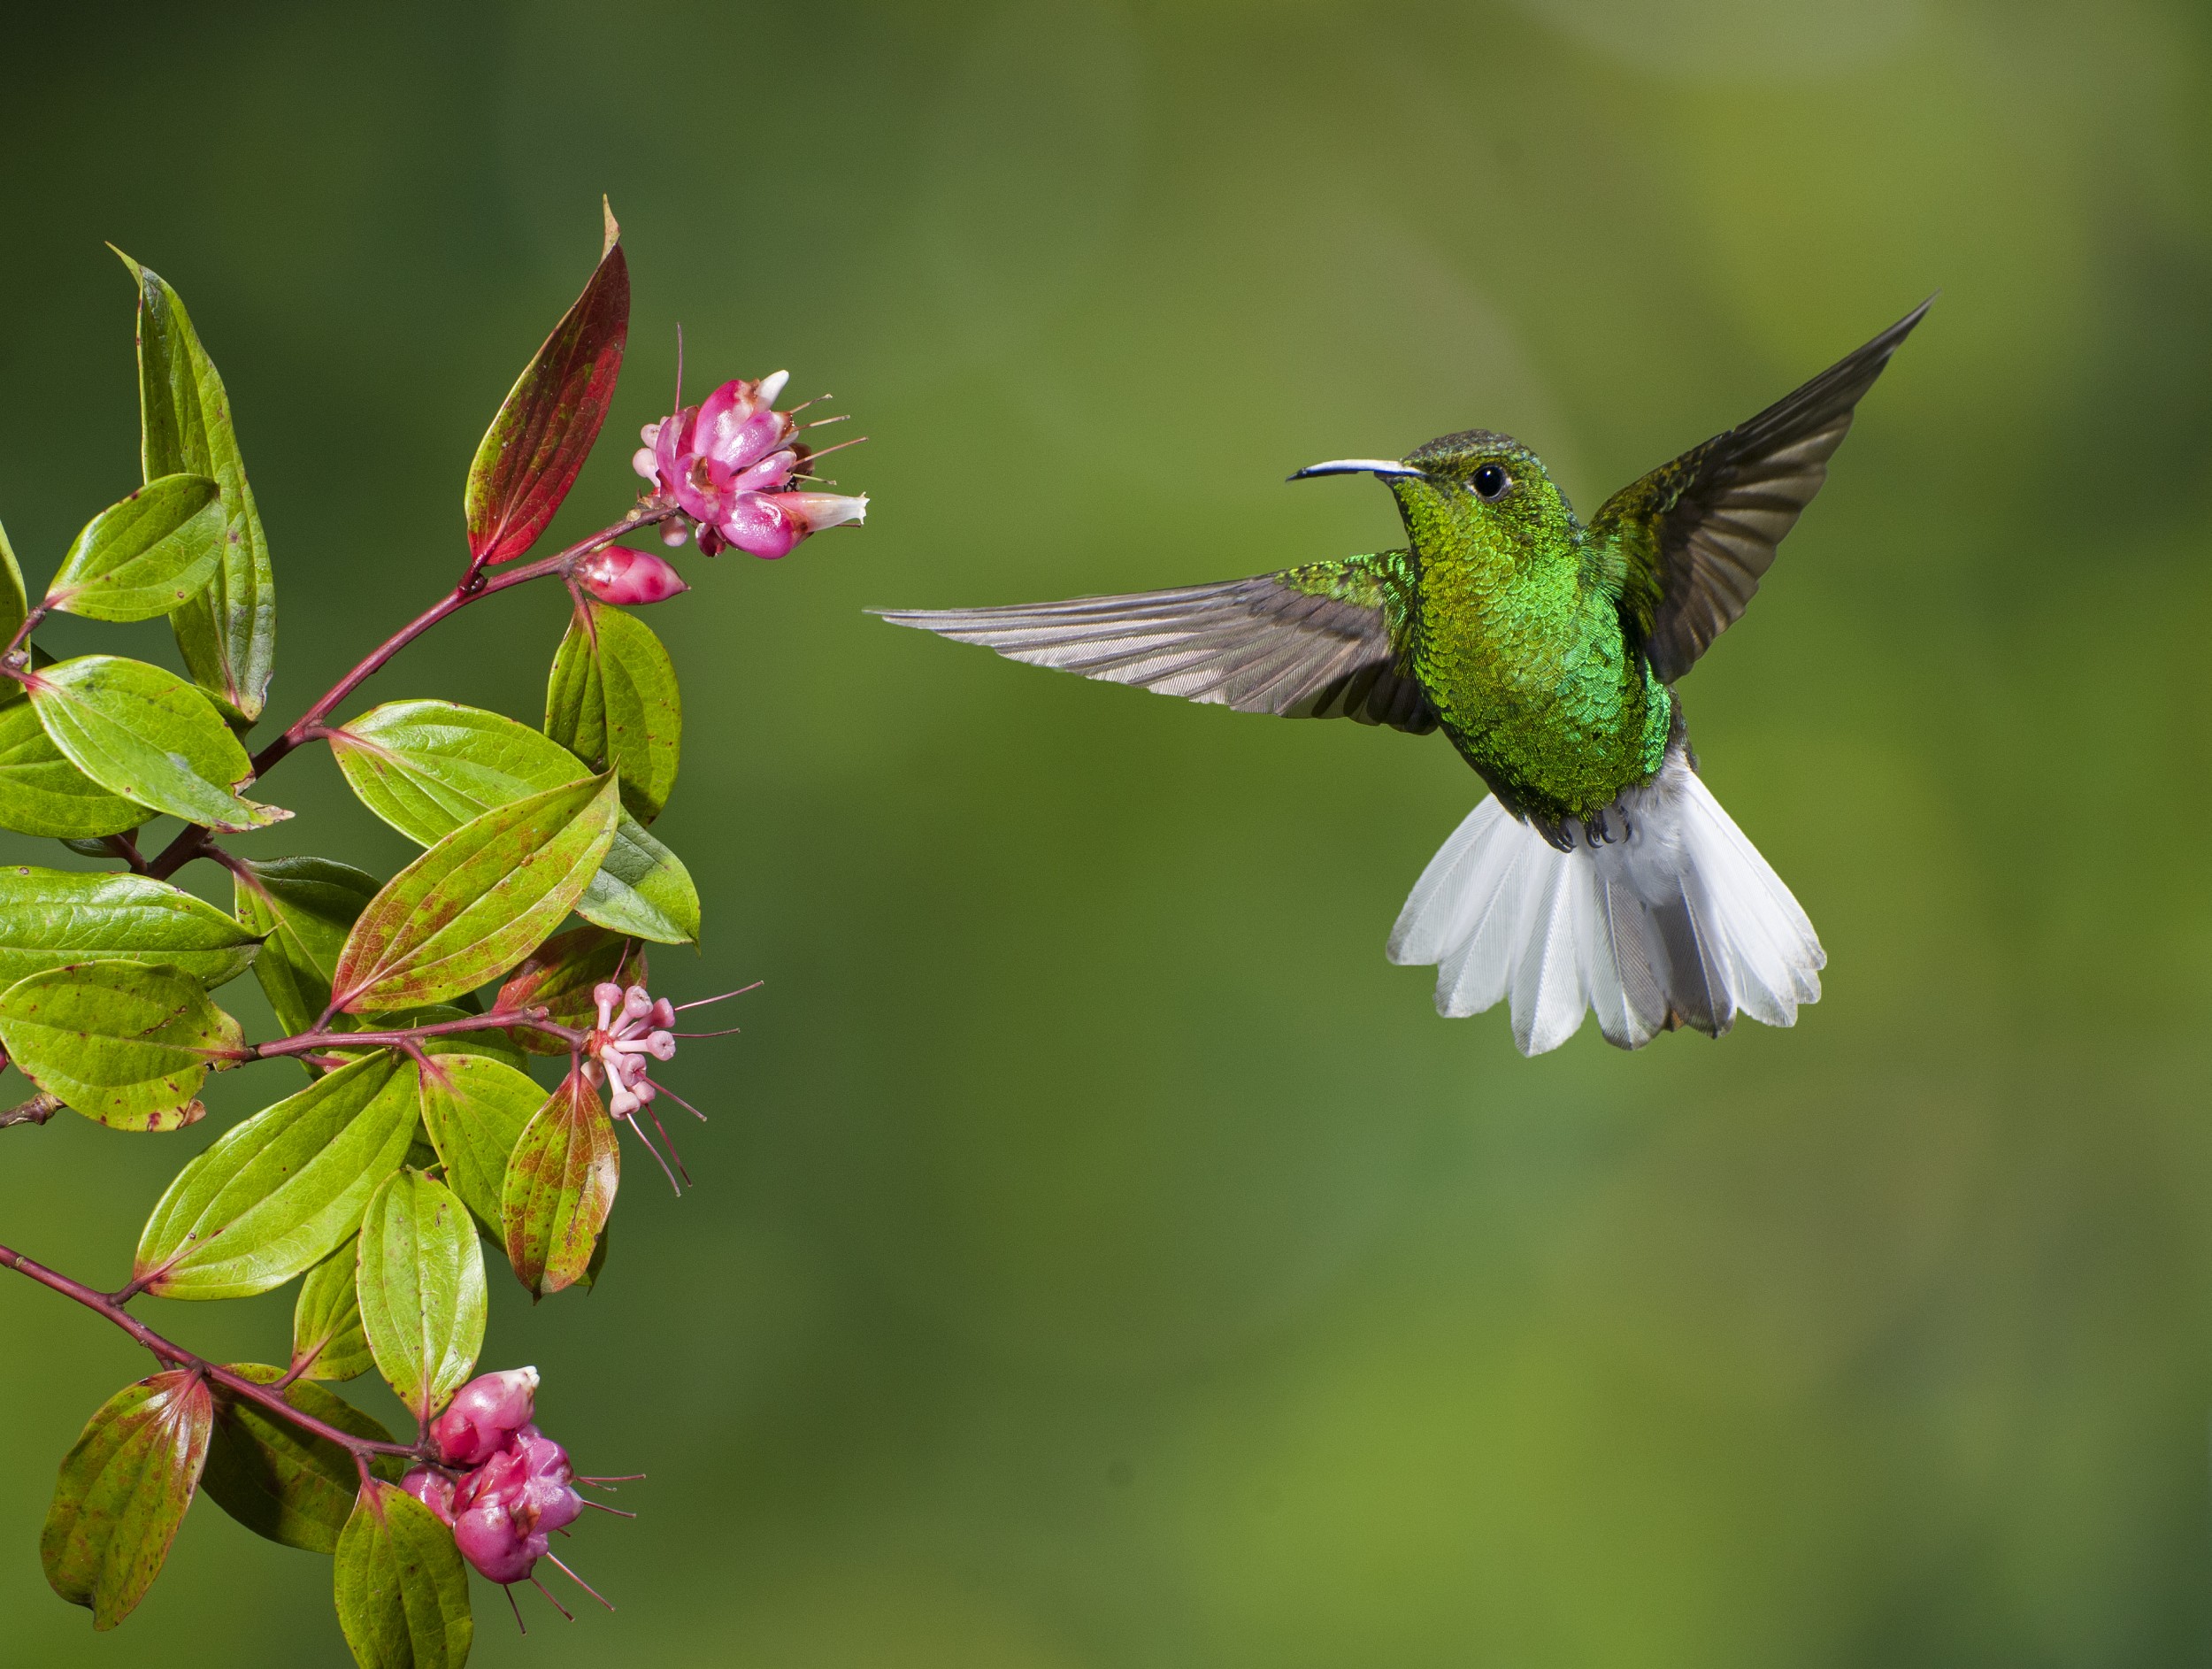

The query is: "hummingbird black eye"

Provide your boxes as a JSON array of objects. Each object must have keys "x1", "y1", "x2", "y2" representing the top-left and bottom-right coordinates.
[{"x1": 1471, "y1": 464, "x2": 1511, "y2": 502}]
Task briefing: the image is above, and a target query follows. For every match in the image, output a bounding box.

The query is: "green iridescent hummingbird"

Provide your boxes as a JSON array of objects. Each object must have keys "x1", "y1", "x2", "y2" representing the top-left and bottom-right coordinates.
[{"x1": 878, "y1": 302, "x2": 1928, "y2": 1055}]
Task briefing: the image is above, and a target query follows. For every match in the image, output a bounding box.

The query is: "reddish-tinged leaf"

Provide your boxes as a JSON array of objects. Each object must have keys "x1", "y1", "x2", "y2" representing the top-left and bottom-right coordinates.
[
  {"x1": 327, "y1": 773, "x2": 621, "y2": 1013},
  {"x1": 465, "y1": 209, "x2": 629, "y2": 563},
  {"x1": 41, "y1": 1370, "x2": 212, "y2": 1629},
  {"x1": 495, "y1": 924, "x2": 644, "y2": 1054},
  {"x1": 502, "y1": 1070, "x2": 619, "y2": 1297}
]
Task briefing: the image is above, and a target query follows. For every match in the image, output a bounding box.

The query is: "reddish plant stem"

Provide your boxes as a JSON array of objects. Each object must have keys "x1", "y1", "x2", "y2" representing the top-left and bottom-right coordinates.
[
  {"x1": 248, "y1": 504, "x2": 670, "y2": 783},
  {"x1": 101, "y1": 834, "x2": 150, "y2": 875},
  {"x1": 249, "y1": 1009, "x2": 586, "y2": 1061},
  {"x1": 0, "y1": 1240, "x2": 421, "y2": 1460},
  {"x1": 140, "y1": 500, "x2": 673, "y2": 882}
]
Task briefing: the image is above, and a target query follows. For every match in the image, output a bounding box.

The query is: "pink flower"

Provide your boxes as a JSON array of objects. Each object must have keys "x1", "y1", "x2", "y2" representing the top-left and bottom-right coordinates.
[
  {"x1": 633, "y1": 373, "x2": 866, "y2": 559},
  {"x1": 429, "y1": 1366, "x2": 539, "y2": 1466},
  {"x1": 580, "y1": 981, "x2": 675, "y2": 1121},
  {"x1": 449, "y1": 1423, "x2": 587, "y2": 1584},
  {"x1": 575, "y1": 545, "x2": 687, "y2": 605}
]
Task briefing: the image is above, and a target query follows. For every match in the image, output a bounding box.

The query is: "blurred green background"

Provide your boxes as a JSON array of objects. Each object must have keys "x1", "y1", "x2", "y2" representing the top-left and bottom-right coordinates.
[{"x1": 4, "y1": 1, "x2": 2211, "y2": 1663}]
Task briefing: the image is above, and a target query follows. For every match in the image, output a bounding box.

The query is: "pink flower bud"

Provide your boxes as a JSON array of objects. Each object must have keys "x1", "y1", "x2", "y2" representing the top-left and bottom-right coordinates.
[
  {"x1": 402, "y1": 1465, "x2": 457, "y2": 1526},
  {"x1": 454, "y1": 1497, "x2": 546, "y2": 1585},
  {"x1": 429, "y1": 1366, "x2": 539, "y2": 1466},
  {"x1": 577, "y1": 545, "x2": 688, "y2": 606}
]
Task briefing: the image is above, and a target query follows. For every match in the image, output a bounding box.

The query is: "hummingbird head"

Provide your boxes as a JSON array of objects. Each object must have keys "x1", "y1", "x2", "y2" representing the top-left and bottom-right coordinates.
[{"x1": 1292, "y1": 429, "x2": 1572, "y2": 566}]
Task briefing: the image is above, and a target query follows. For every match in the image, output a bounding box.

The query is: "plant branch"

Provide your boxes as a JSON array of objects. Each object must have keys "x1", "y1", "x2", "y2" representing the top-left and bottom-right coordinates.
[
  {"x1": 0, "y1": 1240, "x2": 421, "y2": 1460},
  {"x1": 137, "y1": 500, "x2": 674, "y2": 884},
  {"x1": 249, "y1": 501, "x2": 672, "y2": 783},
  {"x1": 248, "y1": 1007, "x2": 586, "y2": 1061},
  {"x1": 0, "y1": 1092, "x2": 62, "y2": 1131},
  {"x1": 101, "y1": 834, "x2": 150, "y2": 875}
]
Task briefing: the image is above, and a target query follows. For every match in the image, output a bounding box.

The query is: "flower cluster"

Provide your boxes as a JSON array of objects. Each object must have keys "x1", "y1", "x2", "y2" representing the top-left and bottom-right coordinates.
[
  {"x1": 404, "y1": 1369, "x2": 592, "y2": 1588},
  {"x1": 583, "y1": 981, "x2": 675, "y2": 1119},
  {"x1": 634, "y1": 373, "x2": 867, "y2": 558}
]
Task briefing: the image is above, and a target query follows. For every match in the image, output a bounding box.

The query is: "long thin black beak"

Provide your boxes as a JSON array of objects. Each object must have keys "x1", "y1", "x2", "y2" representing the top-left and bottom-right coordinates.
[{"x1": 1288, "y1": 458, "x2": 1424, "y2": 482}]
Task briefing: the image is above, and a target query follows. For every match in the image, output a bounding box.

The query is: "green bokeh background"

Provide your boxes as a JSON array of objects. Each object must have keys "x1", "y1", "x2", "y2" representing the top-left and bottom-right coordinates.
[{"x1": 4, "y1": 1, "x2": 2211, "y2": 1663}]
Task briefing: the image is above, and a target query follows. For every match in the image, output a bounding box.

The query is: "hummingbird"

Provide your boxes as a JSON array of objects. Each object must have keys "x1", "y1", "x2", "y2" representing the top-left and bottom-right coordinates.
[{"x1": 877, "y1": 303, "x2": 1928, "y2": 1055}]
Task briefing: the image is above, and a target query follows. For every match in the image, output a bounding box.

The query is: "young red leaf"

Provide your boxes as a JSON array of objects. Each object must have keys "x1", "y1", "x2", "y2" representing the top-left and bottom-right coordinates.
[
  {"x1": 40, "y1": 1370, "x2": 212, "y2": 1630},
  {"x1": 502, "y1": 1070, "x2": 619, "y2": 1298},
  {"x1": 465, "y1": 209, "x2": 629, "y2": 564}
]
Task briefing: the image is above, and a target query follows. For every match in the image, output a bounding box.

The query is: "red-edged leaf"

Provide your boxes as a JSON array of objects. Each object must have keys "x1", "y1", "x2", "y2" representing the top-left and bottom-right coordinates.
[
  {"x1": 465, "y1": 203, "x2": 629, "y2": 563},
  {"x1": 326, "y1": 773, "x2": 621, "y2": 1014},
  {"x1": 501, "y1": 1069, "x2": 619, "y2": 1297},
  {"x1": 495, "y1": 924, "x2": 643, "y2": 1054},
  {"x1": 41, "y1": 1370, "x2": 212, "y2": 1629}
]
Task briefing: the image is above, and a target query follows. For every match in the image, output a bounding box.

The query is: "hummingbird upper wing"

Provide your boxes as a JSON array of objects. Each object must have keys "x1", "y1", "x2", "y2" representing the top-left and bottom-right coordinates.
[
  {"x1": 872, "y1": 554, "x2": 1439, "y2": 733},
  {"x1": 1596, "y1": 298, "x2": 1932, "y2": 683}
]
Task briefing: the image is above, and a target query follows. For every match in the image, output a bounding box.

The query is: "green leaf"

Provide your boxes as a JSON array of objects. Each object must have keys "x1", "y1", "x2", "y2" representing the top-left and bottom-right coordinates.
[
  {"x1": 330, "y1": 700, "x2": 696, "y2": 944},
  {"x1": 133, "y1": 1050, "x2": 419, "y2": 1299},
  {"x1": 200, "y1": 1365, "x2": 401, "y2": 1554},
  {"x1": 495, "y1": 925, "x2": 644, "y2": 1055},
  {"x1": 0, "y1": 516, "x2": 30, "y2": 647},
  {"x1": 26, "y1": 656, "x2": 289, "y2": 830},
  {"x1": 545, "y1": 600, "x2": 683, "y2": 824},
  {"x1": 503, "y1": 1069, "x2": 619, "y2": 1297},
  {"x1": 330, "y1": 698, "x2": 697, "y2": 944},
  {"x1": 294, "y1": 1245, "x2": 376, "y2": 1382},
  {"x1": 357, "y1": 1170, "x2": 487, "y2": 1425},
  {"x1": 40, "y1": 1370, "x2": 211, "y2": 1630},
  {"x1": 334, "y1": 1481, "x2": 473, "y2": 1669},
  {"x1": 0, "y1": 962, "x2": 241, "y2": 1129},
  {"x1": 0, "y1": 700, "x2": 146, "y2": 839},
  {"x1": 120, "y1": 253, "x2": 278, "y2": 724},
  {"x1": 0, "y1": 865, "x2": 258, "y2": 989},
  {"x1": 45, "y1": 474, "x2": 224, "y2": 623},
  {"x1": 466, "y1": 209, "x2": 627, "y2": 564},
  {"x1": 328, "y1": 773, "x2": 622, "y2": 1013},
  {"x1": 233, "y1": 856, "x2": 382, "y2": 1036},
  {"x1": 417, "y1": 1052, "x2": 543, "y2": 1228},
  {"x1": 587, "y1": 813, "x2": 698, "y2": 942}
]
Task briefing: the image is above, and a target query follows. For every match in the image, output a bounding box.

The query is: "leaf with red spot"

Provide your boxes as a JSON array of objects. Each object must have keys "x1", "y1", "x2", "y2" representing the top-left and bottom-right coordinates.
[
  {"x1": 465, "y1": 203, "x2": 629, "y2": 564},
  {"x1": 502, "y1": 1069, "x2": 619, "y2": 1297},
  {"x1": 41, "y1": 1370, "x2": 212, "y2": 1629},
  {"x1": 326, "y1": 773, "x2": 621, "y2": 1014}
]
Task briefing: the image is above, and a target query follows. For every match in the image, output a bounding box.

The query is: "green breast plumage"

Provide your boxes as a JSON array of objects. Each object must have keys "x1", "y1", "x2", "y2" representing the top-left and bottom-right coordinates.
[{"x1": 1389, "y1": 488, "x2": 1671, "y2": 832}]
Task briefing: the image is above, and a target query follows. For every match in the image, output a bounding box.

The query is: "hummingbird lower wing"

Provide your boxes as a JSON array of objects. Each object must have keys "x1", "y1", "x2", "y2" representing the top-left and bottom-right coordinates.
[
  {"x1": 1597, "y1": 296, "x2": 1932, "y2": 683},
  {"x1": 872, "y1": 558, "x2": 1438, "y2": 734}
]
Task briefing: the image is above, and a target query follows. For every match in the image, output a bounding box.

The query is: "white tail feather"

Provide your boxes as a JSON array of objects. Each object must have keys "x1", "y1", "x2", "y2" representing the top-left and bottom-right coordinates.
[{"x1": 1386, "y1": 749, "x2": 1823, "y2": 1056}]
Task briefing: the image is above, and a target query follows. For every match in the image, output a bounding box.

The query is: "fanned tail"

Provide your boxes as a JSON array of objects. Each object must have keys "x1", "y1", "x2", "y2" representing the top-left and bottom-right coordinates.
[{"x1": 1386, "y1": 746, "x2": 1823, "y2": 1055}]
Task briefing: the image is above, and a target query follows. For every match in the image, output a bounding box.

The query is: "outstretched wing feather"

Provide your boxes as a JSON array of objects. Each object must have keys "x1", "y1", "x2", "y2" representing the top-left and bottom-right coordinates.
[
  {"x1": 874, "y1": 571, "x2": 1438, "y2": 734},
  {"x1": 1601, "y1": 298, "x2": 1931, "y2": 682}
]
